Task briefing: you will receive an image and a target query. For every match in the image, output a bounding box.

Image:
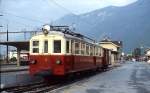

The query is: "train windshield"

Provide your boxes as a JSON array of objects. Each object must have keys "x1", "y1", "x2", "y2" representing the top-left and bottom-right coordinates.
[
  {"x1": 32, "y1": 41, "x2": 39, "y2": 53},
  {"x1": 54, "y1": 40, "x2": 61, "y2": 53}
]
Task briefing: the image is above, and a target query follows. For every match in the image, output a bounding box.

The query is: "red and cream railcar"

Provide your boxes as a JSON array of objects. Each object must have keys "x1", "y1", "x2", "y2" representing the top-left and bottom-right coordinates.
[{"x1": 29, "y1": 25, "x2": 106, "y2": 76}]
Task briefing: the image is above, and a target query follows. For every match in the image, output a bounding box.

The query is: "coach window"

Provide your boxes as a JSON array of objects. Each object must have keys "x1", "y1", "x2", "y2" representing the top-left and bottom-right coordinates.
[
  {"x1": 86, "y1": 44, "x2": 89, "y2": 55},
  {"x1": 44, "y1": 40, "x2": 48, "y2": 53},
  {"x1": 32, "y1": 41, "x2": 39, "y2": 53},
  {"x1": 100, "y1": 48, "x2": 103, "y2": 56},
  {"x1": 90, "y1": 45, "x2": 93, "y2": 56},
  {"x1": 54, "y1": 40, "x2": 61, "y2": 53},
  {"x1": 93, "y1": 46, "x2": 95, "y2": 56},
  {"x1": 66, "y1": 41, "x2": 70, "y2": 53},
  {"x1": 98, "y1": 48, "x2": 101, "y2": 56},
  {"x1": 95, "y1": 47, "x2": 98, "y2": 56},
  {"x1": 75, "y1": 42, "x2": 80, "y2": 54},
  {"x1": 81, "y1": 43, "x2": 85, "y2": 55},
  {"x1": 71, "y1": 40, "x2": 74, "y2": 54}
]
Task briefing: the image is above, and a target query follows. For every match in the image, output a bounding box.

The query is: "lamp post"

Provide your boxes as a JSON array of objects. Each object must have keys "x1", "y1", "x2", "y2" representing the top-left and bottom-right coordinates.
[
  {"x1": 0, "y1": 14, "x2": 9, "y2": 63},
  {"x1": 6, "y1": 24, "x2": 9, "y2": 63}
]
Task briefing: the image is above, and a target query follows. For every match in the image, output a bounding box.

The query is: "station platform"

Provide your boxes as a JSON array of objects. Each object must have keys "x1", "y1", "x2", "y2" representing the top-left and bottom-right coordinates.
[{"x1": 0, "y1": 64, "x2": 29, "y2": 73}]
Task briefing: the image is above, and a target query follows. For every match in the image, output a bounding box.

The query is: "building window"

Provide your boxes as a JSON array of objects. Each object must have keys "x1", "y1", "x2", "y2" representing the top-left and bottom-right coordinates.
[
  {"x1": 66, "y1": 41, "x2": 70, "y2": 53},
  {"x1": 54, "y1": 40, "x2": 61, "y2": 53},
  {"x1": 44, "y1": 40, "x2": 48, "y2": 53},
  {"x1": 32, "y1": 41, "x2": 39, "y2": 53}
]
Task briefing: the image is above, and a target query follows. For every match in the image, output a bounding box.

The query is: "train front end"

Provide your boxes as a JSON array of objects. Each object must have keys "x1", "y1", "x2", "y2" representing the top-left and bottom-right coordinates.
[{"x1": 29, "y1": 25, "x2": 66, "y2": 77}]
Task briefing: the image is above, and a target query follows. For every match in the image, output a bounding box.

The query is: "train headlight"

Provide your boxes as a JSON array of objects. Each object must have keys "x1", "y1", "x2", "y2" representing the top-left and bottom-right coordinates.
[
  {"x1": 42, "y1": 24, "x2": 50, "y2": 35},
  {"x1": 56, "y1": 60, "x2": 61, "y2": 65},
  {"x1": 30, "y1": 60, "x2": 37, "y2": 64}
]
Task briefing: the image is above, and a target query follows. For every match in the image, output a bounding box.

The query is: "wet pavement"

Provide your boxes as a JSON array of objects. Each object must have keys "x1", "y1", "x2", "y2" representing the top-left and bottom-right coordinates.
[
  {"x1": 52, "y1": 62, "x2": 150, "y2": 93},
  {"x1": 0, "y1": 65, "x2": 28, "y2": 73},
  {"x1": 0, "y1": 68, "x2": 43, "y2": 89}
]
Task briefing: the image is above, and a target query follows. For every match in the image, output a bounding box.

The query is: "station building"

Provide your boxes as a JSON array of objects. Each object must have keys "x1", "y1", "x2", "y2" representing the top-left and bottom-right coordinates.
[
  {"x1": 145, "y1": 48, "x2": 150, "y2": 63},
  {"x1": 9, "y1": 50, "x2": 29, "y2": 61},
  {"x1": 99, "y1": 39, "x2": 122, "y2": 65}
]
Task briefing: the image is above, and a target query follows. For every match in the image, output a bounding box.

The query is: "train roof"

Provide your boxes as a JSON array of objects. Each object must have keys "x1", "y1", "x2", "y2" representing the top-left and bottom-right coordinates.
[{"x1": 31, "y1": 25, "x2": 98, "y2": 45}]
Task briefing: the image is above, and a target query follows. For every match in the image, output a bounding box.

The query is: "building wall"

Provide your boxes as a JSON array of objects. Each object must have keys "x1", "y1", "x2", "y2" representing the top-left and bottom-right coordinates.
[
  {"x1": 146, "y1": 50, "x2": 150, "y2": 56},
  {"x1": 100, "y1": 44, "x2": 118, "y2": 52},
  {"x1": 9, "y1": 51, "x2": 28, "y2": 60}
]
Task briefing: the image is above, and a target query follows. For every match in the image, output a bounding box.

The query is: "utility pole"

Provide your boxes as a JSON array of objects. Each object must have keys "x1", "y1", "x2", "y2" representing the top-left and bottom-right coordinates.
[
  {"x1": 0, "y1": 14, "x2": 9, "y2": 63},
  {"x1": 6, "y1": 24, "x2": 9, "y2": 63}
]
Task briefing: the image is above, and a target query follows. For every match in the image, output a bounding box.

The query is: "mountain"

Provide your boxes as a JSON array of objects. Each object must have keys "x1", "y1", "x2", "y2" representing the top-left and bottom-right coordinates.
[{"x1": 55, "y1": 0, "x2": 150, "y2": 53}]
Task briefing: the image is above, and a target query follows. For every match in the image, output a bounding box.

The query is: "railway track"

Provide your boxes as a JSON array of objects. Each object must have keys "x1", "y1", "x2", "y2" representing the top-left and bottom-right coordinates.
[{"x1": 0, "y1": 66, "x2": 120, "y2": 93}]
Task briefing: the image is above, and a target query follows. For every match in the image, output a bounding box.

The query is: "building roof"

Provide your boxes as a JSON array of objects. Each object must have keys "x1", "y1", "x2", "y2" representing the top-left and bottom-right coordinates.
[
  {"x1": 100, "y1": 39, "x2": 122, "y2": 47},
  {"x1": 0, "y1": 41, "x2": 29, "y2": 50}
]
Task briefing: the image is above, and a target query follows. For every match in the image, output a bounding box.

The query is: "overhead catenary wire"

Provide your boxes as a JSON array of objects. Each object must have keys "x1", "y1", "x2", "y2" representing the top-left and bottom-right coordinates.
[
  {"x1": 2, "y1": 11, "x2": 46, "y2": 24},
  {"x1": 46, "y1": 0, "x2": 92, "y2": 26},
  {"x1": 1, "y1": 18, "x2": 37, "y2": 28},
  {"x1": 46, "y1": 0, "x2": 96, "y2": 41},
  {"x1": 0, "y1": 31, "x2": 40, "y2": 34}
]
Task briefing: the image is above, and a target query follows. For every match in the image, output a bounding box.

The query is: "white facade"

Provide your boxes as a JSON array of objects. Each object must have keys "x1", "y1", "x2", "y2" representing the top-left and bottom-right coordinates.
[
  {"x1": 99, "y1": 41, "x2": 122, "y2": 65},
  {"x1": 9, "y1": 51, "x2": 29, "y2": 59},
  {"x1": 146, "y1": 49, "x2": 150, "y2": 56},
  {"x1": 99, "y1": 42, "x2": 120, "y2": 52},
  {"x1": 30, "y1": 31, "x2": 70, "y2": 55}
]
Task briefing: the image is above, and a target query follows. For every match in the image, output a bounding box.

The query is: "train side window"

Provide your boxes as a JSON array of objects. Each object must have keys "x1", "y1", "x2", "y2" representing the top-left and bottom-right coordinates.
[
  {"x1": 54, "y1": 40, "x2": 61, "y2": 53},
  {"x1": 66, "y1": 41, "x2": 69, "y2": 53},
  {"x1": 81, "y1": 43, "x2": 85, "y2": 55},
  {"x1": 75, "y1": 42, "x2": 80, "y2": 54},
  {"x1": 93, "y1": 46, "x2": 95, "y2": 56},
  {"x1": 98, "y1": 48, "x2": 101, "y2": 56},
  {"x1": 95, "y1": 47, "x2": 98, "y2": 56},
  {"x1": 71, "y1": 40, "x2": 75, "y2": 54},
  {"x1": 32, "y1": 41, "x2": 39, "y2": 53},
  {"x1": 86, "y1": 44, "x2": 89, "y2": 55},
  {"x1": 100, "y1": 48, "x2": 103, "y2": 56},
  {"x1": 44, "y1": 40, "x2": 48, "y2": 53},
  {"x1": 90, "y1": 45, "x2": 93, "y2": 56}
]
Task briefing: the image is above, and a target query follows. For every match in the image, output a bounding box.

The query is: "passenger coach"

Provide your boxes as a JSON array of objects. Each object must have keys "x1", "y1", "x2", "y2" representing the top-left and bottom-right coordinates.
[{"x1": 29, "y1": 25, "x2": 108, "y2": 77}]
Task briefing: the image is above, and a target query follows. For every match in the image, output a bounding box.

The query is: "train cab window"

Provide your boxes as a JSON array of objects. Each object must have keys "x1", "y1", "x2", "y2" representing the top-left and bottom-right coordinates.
[
  {"x1": 66, "y1": 41, "x2": 70, "y2": 53},
  {"x1": 33, "y1": 41, "x2": 39, "y2": 46},
  {"x1": 44, "y1": 40, "x2": 48, "y2": 53},
  {"x1": 33, "y1": 48, "x2": 39, "y2": 53},
  {"x1": 32, "y1": 41, "x2": 39, "y2": 53},
  {"x1": 54, "y1": 40, "x2": 61, "y2": 53}
]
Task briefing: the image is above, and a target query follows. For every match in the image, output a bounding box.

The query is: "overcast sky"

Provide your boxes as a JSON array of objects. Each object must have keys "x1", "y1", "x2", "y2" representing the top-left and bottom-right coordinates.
[
  {"x1": 0, "y1": 0, "x2": 138, "y2": 54},
  {"x1": 0, "y1": 0, "x2": 137, "y2": 32}
]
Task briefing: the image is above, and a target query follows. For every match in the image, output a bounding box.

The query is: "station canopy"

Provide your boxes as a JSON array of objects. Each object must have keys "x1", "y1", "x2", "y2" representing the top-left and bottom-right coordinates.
[{"x1": 0, "y1": 41, "x2": 29, "y2": 50}]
